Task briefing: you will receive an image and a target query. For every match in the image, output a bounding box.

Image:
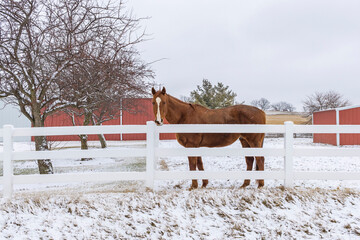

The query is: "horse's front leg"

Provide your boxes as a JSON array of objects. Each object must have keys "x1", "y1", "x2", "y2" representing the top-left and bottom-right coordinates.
[
  {"x1": 241, "y1": 156, "x2": 254, "y2": 188},
  {"x1": 196, "y1": 156, "x2": 208, "y2": 188},
  {"x1": 188, "y1": 156, "x2": 198, "y2": 189}
]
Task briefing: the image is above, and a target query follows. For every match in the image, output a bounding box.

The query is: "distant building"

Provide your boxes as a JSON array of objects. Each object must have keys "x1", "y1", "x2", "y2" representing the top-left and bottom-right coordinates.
[{"x1": 313, "y1": 105, "x2": 360, "y2": 146}]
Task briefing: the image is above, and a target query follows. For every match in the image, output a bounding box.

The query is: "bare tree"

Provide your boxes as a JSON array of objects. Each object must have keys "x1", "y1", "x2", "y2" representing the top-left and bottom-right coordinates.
[
  {"x1": 56, "y1": 1, "x2": 153, "y2": 152},
  {"x1": 303, "y1": 90, "x2": 350, "y2": 116},
  {"x1": 60, "y1": 57, "x2": 152, "y2": 153},
  {"x1": 251, "y1": 98, "x2": 270, "y2": 111},
  {"x1": 0, "y1": 0, "x2": 72, "y2": 174},
  {"x1": 271, "y1": 101, "x2": 295, "y2": 112},
  {"x1": 0, "y1": 0, "x2": 151, "y2": 171}
]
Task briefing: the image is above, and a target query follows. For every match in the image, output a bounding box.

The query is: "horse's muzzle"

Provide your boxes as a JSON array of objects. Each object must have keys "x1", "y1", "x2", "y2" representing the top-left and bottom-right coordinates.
[{"x1": 155, "y1": 119, "x2": 163, "y2": 126}]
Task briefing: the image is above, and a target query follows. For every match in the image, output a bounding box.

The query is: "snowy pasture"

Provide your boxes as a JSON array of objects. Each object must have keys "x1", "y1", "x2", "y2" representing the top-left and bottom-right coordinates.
[{"x1": 1, "y1": 138, "x2": 360, "y2": 239}]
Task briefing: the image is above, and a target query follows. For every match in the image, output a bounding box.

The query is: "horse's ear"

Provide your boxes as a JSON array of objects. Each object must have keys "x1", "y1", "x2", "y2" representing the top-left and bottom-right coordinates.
[
  {"x1": 151, "y1": 87, "x2": 156, "y2": 95},
  {"x1": 161, "y1": 87, "x2": 166, "y2": 95}
]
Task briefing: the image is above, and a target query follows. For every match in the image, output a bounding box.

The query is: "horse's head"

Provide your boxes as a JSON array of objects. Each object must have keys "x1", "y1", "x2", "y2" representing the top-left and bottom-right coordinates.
[{"x1": 151, "y1": 87, "x2": 168, "y2": 126}]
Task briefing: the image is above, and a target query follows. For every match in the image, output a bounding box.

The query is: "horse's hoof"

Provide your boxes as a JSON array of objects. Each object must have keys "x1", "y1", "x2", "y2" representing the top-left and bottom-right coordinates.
[
  {"x1": 241, "y1": 180, "x2": 250, "y2": 188},
  {"x1": 257, "y1": 180, "x2": 264, "y2": 188},
  {"x1": 201, "y1": 180, "x2": 209, "y2": 188}
]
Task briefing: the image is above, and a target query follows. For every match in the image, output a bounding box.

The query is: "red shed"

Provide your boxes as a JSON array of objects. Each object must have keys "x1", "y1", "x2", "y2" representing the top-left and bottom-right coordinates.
[
  {"x1": 313, "y1": 105, "x2": 360, "y2": 146},
  {"x1": 40, "y1": 98, "x2": 176, "y2": 141}
]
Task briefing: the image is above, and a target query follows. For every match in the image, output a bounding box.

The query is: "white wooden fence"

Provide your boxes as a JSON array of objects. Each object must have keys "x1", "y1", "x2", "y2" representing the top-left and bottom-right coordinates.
[{"x1": 1, "y1": 121, "x2": 360, "y2": 199}]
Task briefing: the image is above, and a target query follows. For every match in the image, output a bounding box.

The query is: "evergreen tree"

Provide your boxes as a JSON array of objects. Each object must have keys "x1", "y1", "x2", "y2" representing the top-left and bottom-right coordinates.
[{"x1": 190, "y1": 79, "x2": 237, "y2": 109}]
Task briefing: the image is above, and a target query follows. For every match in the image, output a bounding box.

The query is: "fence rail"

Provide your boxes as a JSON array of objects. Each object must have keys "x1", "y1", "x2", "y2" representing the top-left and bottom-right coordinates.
[{"x1": 1, "y1": 121, "x2": 360, "y2": 199}]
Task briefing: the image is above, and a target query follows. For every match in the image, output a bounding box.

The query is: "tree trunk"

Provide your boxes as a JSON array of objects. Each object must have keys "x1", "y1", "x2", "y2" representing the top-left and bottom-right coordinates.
[
  {"x1": 34, "y1": 135, "x2": 54, "y2": 174},
  {"x1": 33, "y1": 108, "x2": 54, "y2": 174},
  {"x1": 80, "y1": 111, "x2": 92, "y2": 161},
  {"x1": 98, "y1": 134, "x2": 107, "y2": 148},
  {"x1": 91, "y1": 116, "x2": 107, "y2": 148},
  {"x1": 80, "y1": 134, "x2": 89, "y2": 150}
]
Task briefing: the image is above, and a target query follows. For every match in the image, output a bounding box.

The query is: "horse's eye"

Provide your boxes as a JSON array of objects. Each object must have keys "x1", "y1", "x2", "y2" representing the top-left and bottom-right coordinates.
[
  {"x1": 152, "y1": 102, "x2": 155, "y2": 105},
  {"x1": 163, "y1": 102, "x2": 166, "y2": 105}
]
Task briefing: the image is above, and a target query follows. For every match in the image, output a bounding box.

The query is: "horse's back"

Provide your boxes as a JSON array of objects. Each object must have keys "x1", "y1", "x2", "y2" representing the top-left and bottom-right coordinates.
[
  {"x1": 230, "y1": 104, "x2": 266, "y2": 125},
  {"x1": 189, "y1": 104, "x2": 265, "y2": 125}
]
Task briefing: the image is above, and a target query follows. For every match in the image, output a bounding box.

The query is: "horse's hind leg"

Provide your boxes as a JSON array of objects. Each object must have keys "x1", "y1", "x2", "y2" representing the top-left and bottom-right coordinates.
[
  {"x1": 248, "y1": 133, "x2": 265, "y2": 188},
  {"x1": 196, "y1": 156, "x2": 208, "y2": 188},
  {"x1": 240, "y1": 138, "x2": 254, "y2": 188},
  {"x1": 255, "y1": 156, "x2": 265, "y2": 188},
  {"x1": 188, "y1": 156, "x2": 198, "y2": 189}
]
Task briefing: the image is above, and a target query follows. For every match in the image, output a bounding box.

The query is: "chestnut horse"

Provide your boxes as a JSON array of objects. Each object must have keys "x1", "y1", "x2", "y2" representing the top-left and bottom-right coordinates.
[{"x1": 151, "y1": 87, "x2": 266, "y2": 189}]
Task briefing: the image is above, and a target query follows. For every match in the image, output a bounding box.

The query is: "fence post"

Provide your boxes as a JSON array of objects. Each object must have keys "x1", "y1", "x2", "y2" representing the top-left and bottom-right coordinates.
[
  {"x1": 3, "y1": 125, "x2": 14, "y2": 199},
  {"x1": 146, "y1": 121, "x2": 157, "y2": 189},
  {"x1": 284, "y1": 121, "x2": 294, "y2": 188}
]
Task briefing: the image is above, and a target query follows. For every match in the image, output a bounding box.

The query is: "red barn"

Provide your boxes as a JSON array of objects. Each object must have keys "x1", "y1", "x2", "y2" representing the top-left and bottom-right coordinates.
[
  {"x1": 121, "y1": 98, "x2": 175, "y2": 141},
  {"x1": 313, "y1": 105, "x2": 360, "y2": 146},
  {"x1": 42, "y1": 98, "x2": 176, "y2": 141}
]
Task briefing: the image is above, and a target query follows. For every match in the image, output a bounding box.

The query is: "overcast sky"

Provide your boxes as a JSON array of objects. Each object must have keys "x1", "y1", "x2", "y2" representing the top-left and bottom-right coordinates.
[{"x1": 128, "y1": 0, "x2": 360, "y2": 111}]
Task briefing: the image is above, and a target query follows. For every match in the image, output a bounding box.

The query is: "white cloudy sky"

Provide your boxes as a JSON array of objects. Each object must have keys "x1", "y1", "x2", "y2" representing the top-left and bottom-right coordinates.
[{"x1": 128, "y1": 0, "x2": 360, "y2": 110}]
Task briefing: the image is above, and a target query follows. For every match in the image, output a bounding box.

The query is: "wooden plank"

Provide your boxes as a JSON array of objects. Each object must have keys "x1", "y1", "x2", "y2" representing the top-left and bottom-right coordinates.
[
  {"x1": 284, "y1": 121, "x2": 294, "y2": 187},
  {"x1": 293, "y1": 171, "x2": 360, "y2": 180},
  {"x1": 146, "y1": 121, "x2": 156, "y2": 188},
  {"x1": 155, "y1": 171, "x2": 285, "y2": 180},
  {"x1": 13, "y1": 125, "x2": 147, "y2": 137},
  {"x1": 156, "y1": 148, "x2": 285, "y2": 157},
  {"x1": 12, "y1": 148, "x2": 147, "y2": 161},
  {"x1": 293, "y1": 148, "x2": 360, "y2": 157},
  {"x1": 3, "y1": 125, "x2": 14, "y2": 198},
  {"x1": 294, "y1": 125, "x2": 360, "y2": 134},
  {"x1": 13, "y1": 172, "x2": 147, "y2": 184}
]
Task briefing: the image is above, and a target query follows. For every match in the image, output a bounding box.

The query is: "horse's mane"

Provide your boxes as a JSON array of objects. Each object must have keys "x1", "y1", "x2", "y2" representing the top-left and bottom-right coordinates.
[
  {"x1": 190, "y1": 103, "x2": 208, "y2": 110},
  {"x1": 168, "y1": 94, "x2": 208, "y2": 111}
]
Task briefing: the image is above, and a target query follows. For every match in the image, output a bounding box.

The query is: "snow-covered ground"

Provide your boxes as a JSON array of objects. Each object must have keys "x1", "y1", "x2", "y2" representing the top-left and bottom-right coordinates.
[{"x1": 1, "y1": 138, "x2": 360, "y2": 239}]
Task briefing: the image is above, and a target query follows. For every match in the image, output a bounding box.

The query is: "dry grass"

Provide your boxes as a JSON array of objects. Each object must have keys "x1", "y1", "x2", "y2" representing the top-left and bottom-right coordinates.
[
  {"x1": 266, "y1": 113, "x2": 311, "y2": 125},
  {"x1": 2, "y1": 186, "x2": 360, "y2": 239},
  {"x1": 159, "y1": 159, "x2": 169, "y2": 171}
]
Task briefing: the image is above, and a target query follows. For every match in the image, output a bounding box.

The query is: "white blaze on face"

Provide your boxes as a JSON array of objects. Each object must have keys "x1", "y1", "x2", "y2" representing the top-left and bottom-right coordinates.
[{"x1": 156, "y1": 97, "x2": 162, "y2": 123}]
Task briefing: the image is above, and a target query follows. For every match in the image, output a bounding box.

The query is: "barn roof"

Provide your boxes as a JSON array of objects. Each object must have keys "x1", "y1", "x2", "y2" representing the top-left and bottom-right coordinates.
[{"x1": 313, "y1": 105, "x2": 360, "y2": 114}]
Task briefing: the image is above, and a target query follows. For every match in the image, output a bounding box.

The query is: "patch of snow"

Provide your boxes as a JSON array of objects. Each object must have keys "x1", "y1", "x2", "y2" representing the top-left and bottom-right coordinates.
[{"x1": 0, "y1": 138, "x2": 360, "y2": 238}]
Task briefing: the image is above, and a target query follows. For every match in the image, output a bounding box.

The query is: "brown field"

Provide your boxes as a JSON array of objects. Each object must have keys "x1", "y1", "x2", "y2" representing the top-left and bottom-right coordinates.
[{"x1": 266, "y1": 113, "x2": 311, "y2": 125}]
